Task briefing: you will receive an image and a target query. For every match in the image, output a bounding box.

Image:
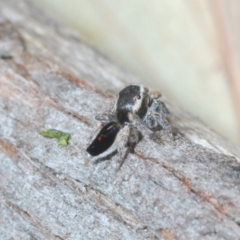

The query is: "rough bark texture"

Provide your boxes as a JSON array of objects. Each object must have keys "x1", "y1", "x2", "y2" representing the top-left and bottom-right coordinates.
[{"x1": 1, "y1": 1, "x2": 240, "y2": 239}]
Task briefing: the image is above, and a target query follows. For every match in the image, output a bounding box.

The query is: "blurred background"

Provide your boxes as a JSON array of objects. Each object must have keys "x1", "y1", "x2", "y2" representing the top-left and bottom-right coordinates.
[{"x1": 31, "y1": 0, "x2": 240, "y2": 146}]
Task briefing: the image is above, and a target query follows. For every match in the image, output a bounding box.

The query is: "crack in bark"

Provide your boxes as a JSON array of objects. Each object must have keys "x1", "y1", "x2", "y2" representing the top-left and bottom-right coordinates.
[
  {"x1": 59, "y1": 70, "x2": 113, "y2": 98},
  {"x1": 136, "y1": 152, "x2": 236, "y2": 223},
  {"x1": 0, "y1": 139, "x2": 159, "y2": 239},
  {"x1": 1, "y1": 58, "x2": 92, "y2": 126},
  {"x1": 159, "y1": 229, "x2": 178, "y2": 240},
  {"x1": 3, "y1": 200, "x2": 64, "y2": 240},
  {"x1": 1, "y1": 130, "x2": 240, "y2": 238},
  {"x1": 135, "y1": 150, "x2": 240, "y2": 237},
  {"x1": 0, "y1": 139, "x2": 18, "y2": 158},
  {"x1": 29, "y1": 157, "x2": 160, "y2": 239},
  {"x1": 0, "y1": 4, "x2": 240, "y2": 238}
]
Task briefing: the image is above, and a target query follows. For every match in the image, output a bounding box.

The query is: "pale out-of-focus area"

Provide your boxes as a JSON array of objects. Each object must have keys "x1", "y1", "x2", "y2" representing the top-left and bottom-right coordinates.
[{"x1": 31, "y1": 0, "x2": 240, "y2": 145}]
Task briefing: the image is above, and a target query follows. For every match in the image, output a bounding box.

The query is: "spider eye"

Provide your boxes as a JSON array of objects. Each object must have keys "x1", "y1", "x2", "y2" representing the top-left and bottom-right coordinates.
[{"x1": 137, "y1": 94, "x2": 141, "y2": 100}]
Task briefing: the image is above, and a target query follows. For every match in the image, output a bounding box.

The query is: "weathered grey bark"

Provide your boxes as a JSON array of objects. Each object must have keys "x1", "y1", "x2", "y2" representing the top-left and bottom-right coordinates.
[{"x1": 1, "y1": 1, "x2": 240, "y2": 239}]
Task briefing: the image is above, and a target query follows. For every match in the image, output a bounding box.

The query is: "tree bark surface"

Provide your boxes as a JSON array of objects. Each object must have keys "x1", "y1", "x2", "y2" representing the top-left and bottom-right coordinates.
[{"x1": 1, "y1": 1, "x2": 240, "y2": 239}]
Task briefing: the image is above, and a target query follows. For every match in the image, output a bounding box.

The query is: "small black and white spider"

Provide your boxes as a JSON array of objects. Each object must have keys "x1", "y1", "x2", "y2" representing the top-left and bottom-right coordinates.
[{"x1": 86, "y1": 84, "x2": 172, "y2": 169}]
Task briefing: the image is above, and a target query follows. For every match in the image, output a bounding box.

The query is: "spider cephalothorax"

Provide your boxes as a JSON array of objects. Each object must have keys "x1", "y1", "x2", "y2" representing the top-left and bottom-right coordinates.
[
  {"x1": 116, "y1": 85, "x2": 150, "y2": 124},
  {"x1": 86, "y1": 84, "x2": 172, "y2": 169}
]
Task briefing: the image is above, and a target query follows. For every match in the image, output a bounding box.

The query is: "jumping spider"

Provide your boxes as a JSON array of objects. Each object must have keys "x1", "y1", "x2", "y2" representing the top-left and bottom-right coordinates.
[{"x1": 86, "y1": 84, "x2": 172, "y2": 169}]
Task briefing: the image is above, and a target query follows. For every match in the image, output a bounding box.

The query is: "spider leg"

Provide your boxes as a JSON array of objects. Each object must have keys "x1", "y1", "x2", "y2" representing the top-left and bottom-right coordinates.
[
  {"x1": 144, "y1": 110, "x2": 173, "y2": 142},
  {"x1": 116, "y1": 126, "x2": 141, "y2": 171},
  {"x1": 116, "y1": 147, "x2": 129, "y2": 172},
  {"x1": 114, "y1": 124, "x2": 131, "y2": 171},
  {"x1": 149, "y1": 90, "x2": 161, "y2": 100},
  {"x1": 156, "y1": 112, "x2": 171, "y2": 131},
  {"x1": 149, "y1": 97, "x2": 172, "y2": 137},
  {"x1": 128, "y1": 112, "x2": 152, "y2": 134},
  {"x1": 95, "y1": 103, "x2": 117, "y2": 123},
  {"x1": 128, "y1": 126, "x2": 141, "y2": 149},
  {"x1": 154, "y1": 112, "x2": 173, "y2": 142}
]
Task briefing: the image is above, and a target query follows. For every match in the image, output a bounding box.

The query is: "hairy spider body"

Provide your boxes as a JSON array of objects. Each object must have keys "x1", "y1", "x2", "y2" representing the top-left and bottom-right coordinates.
[
  {"x1": 143, "y1": 98, "x2": 171, "y2": 132},
  {"x1": 86, "y1": 84, "x2": 172, "y2": 168},
  {"x1": 86, "y1": 121, "x2": 140, "y2": 169},
  {"x1": 116, "y1": 85, "x2": 149, "y2": 124},
  {"x1": 87, "y1": 122, "x2": 122, "y2": 159}
]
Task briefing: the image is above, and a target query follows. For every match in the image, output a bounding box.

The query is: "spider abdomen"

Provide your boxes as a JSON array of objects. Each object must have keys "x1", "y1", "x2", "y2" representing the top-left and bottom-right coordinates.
[{"x1": 87, "y1": 122, "x2": 121, "y2": 156}]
